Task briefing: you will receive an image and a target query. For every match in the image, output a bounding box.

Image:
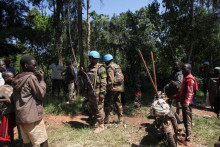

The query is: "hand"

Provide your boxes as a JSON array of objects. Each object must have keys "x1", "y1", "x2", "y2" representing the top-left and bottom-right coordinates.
[
  {"x1": 99, "y1": 94, "x2": 105, "y2": 100},
  {"x1": 170, "y1": 80, "x2": 175, "y2": 85},
  {"x1": 35, "y1": 70, "x2": 44, "y2": 81},
  {"x1": 5, "y1": 98, "x2": 11, "y2": 104}
]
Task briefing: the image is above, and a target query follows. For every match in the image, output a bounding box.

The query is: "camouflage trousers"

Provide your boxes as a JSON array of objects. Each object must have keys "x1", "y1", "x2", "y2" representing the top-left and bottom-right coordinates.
[
  {"x1": 68, "y1": 82, "x2": 76, "y2": 101},
  {"x1": 88, "y1": 91, "x2": 104, "y2": 125},
  {"x1": 104, "y1": 91, "x2": 123, "y2": 118}
]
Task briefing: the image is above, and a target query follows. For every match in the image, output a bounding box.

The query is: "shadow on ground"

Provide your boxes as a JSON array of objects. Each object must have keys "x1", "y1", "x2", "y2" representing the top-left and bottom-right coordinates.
[
  {"x1": 66, "y1": 121, "x2": 90, "y2": 129},
  {"x1": 131, "y1": 122, "x2": 165, "y2": 147}
]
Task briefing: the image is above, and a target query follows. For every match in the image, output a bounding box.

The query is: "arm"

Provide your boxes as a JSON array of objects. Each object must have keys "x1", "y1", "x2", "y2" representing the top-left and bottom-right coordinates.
[
  {"x1": 173, "y1": 91, "x2": 180, "y2": 102},
  {"x1": 106, "y1": 67, "x2": 114, "y2": 91},
  {"x1": 0, "y1": 98, "x2": 11, "y2": 103},
  {"x1": 29, "y1": 75, "x2": 46, "y2": 101},
  {"x1": 99, "y1": 66, "x2": 107, "y2": 95},
  {"x1": 183, "y1": 79, "x2": 195, "y2": 107}
]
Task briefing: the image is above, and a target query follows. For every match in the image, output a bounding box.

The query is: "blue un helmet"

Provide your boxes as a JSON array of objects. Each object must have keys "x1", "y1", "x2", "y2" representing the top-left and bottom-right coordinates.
[
  {"x1": 88, "y1": 51, "x2": 100, "y2": 59},
  {"x1": 103, "y1": 54, "x2": 113, "y2": 62},
  {"x1": 204, "y1": 61, "x2": 210, "y2": 66}
]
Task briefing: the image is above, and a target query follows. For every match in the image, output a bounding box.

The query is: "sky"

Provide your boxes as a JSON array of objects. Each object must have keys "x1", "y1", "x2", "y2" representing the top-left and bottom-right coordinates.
[
  {"x1": 87, "y1": 0, "x2": 164, "y2": 18},
  {"x1": 26, "y1": 0, "x2": 164, "y2": 19}
]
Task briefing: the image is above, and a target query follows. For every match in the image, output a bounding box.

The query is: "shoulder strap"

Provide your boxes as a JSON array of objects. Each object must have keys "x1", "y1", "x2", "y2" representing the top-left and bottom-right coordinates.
[{"x1": 94, "y1": 63, "x2": 99, "y2": 88}]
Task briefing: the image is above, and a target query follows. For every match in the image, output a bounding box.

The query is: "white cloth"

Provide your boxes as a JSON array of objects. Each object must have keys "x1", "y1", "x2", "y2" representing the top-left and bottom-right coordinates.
[
  {"x1": 0, "y1": 72, "x2": 5, "y2": 86},
  {"x1": 49, "y1": 64, "x2": 65, "y2": 79}
]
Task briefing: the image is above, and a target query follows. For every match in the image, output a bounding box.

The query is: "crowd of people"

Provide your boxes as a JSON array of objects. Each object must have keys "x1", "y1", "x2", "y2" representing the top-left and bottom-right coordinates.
[{"x1": 0, "y1": 53, "x2": 219, "y2": 146}]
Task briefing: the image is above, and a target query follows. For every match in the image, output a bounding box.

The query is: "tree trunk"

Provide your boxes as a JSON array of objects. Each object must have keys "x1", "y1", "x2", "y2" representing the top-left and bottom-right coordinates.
[
  {"x1": 78, "y1": 0, "x2": 84, "y2": 67},
  {"x1": 87, "y1": 0, "x2": 91, "y2": 55},
  {"x1": 187, "y1": 0, "x2": 194, "y2": 63},
  {"x1": 68, "y1": 0, "x2": 77, "y2": 65}
]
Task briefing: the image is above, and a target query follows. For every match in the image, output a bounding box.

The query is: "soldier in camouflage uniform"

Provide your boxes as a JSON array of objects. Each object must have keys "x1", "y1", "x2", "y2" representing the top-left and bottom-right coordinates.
[
  {"x1": 84, "y1": 51, "x2": 107, "y2": 133},
  {"x1": 103, "y1": 54, "x2": 124, "y2": 124}
]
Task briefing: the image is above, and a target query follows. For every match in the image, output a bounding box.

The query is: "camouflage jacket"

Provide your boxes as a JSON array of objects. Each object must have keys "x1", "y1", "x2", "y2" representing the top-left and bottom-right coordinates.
[
  {"x1": 106, "y1": 62, "x2": 123, "y2": 92},
  {"x1": 85, "y1": 63, "x2": 107, "y2": 96}
]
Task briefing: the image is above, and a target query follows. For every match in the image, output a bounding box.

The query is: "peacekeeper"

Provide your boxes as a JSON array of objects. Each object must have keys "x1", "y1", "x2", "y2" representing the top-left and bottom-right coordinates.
[
  {"x1": 103, "y1": 54, "x2": 124, "y2": 124},
  {"x1": 84, "y1": 51, "x2": 107, "y2": 133}
]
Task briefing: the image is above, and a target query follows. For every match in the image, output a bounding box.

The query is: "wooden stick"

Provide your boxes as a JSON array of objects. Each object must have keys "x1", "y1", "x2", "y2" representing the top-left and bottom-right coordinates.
[
  {"x1": 151, "y1": 51, "x2": 157, "y2": 91},
  {"x1": 138, "y1": 49, "x2": 159, "y2": 97}
]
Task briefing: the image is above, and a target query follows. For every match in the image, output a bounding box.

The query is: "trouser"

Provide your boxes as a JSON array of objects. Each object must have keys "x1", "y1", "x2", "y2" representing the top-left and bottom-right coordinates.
[
  {"x1": 88, "y1": 93, "x2": 104, "y2": 126},
  {"x1": 52, "y1": 79, "x2": 62, "y2": 97},
  {"x1": 182, "y1": 106, "x2": 192, "y2": 141},
  {"x1": 176, "y1": 102, "x2": 183, "y2": 123},
  {"x1": 68, "y1": 82, "x2": 76, "y2": 101},
  {"x1": 104, "y1": 91, "x2": 123, "y2": 118}
]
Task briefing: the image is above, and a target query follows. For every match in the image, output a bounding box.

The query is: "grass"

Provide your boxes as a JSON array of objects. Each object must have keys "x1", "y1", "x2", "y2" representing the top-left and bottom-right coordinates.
[
  {"x1": 193, "y1": 117, "x2": 220, "y2": 146},
  {"x1": 43, "y1": 92, "x2": 83, "y2": 115},
  {"x1": 40, "y1": 89, "x2": 220, "y2": 147},
  {"x1": 46, "y1": 123, "x2": 146, "y2": 147}
]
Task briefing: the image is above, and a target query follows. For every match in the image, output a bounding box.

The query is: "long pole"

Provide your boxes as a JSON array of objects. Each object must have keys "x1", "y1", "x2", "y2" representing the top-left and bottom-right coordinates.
[
  {"x1": 151, "y1": 51, "x2": 157, "y2": 91},
  {"x1": 138, "y1": 49, "x2": 159, "y2": 97}
]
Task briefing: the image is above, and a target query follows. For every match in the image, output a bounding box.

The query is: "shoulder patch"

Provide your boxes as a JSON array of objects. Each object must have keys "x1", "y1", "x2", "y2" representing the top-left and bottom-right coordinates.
[{"x1": 100, "y1": 71, "x2": 107, "y2": 78}]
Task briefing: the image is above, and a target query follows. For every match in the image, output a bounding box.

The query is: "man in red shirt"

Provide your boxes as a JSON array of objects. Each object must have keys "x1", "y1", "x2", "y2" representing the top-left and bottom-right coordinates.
[{"x1": 173, "y1": 63, "x2": 198, "y2": 144}]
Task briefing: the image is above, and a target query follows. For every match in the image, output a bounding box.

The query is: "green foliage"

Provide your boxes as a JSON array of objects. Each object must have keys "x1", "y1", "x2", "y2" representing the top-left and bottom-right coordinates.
[{"x1": 0, "y1": 0, "x2": 29, "y2": 57}]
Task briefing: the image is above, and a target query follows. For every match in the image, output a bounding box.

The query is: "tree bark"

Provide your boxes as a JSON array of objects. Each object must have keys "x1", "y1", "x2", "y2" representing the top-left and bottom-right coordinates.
[
  {"x1": 187, "y1": 0, "x2": 194, "y2": 63},
  {"x1": 78, "y1": 0, "x2": 84, "y2": 67},
  {"x1": 87, "y1": 0, "x2": 91, "y2": 55},
  {"x1": 68, "y1": 0, "x2": 77, "y2": 65}
]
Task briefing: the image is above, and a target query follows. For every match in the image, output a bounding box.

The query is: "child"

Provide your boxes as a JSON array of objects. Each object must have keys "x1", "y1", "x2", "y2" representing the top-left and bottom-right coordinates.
[
  {"x1": 0, "y1": 71, "x2": 16, "y2": 147},
  {"x1": 132, "y1": 84, "x2": 142, "y2": 108},
  {"x1": 13, "y1": 55, "x2": 48, "y2": 147}
]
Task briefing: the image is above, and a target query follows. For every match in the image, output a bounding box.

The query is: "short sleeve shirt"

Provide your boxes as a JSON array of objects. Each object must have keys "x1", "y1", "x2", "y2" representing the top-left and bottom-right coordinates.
[{"x1": 49, "y1": 64, "x2": 65, "y2": 79}]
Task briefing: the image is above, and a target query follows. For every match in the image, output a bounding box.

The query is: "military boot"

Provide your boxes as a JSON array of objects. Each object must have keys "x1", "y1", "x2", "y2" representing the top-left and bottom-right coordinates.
[
  {"x1": 94, "y1": 124, "x2": 105, "y2": 134},
  {"x1": 118, "y1": 116, "x2": 123, "y2": 124},
  {"x1": 104, "y1": 115, "x2": 110, "y2": 124}
]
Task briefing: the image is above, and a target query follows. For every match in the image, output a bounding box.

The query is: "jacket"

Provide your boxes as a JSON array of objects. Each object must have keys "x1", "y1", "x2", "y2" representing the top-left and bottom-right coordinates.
[
  {"x1": 106, "y1": 62, "x2": 123, "y2": 92},
  {"x1": 13, "y1": 72, "x2": 46, "y2": 124},
  {"x1": 85, "y1": 63, "x2": 107, "y2": 96},
  {"x1": 173, "y1": 74, "x2": 198, "y2": 107}
]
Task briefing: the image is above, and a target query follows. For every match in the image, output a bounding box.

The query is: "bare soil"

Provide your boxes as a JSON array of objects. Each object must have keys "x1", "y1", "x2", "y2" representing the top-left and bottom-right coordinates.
[{"x1": 43, "y1": 106, "x2": 217, "y2": 147}]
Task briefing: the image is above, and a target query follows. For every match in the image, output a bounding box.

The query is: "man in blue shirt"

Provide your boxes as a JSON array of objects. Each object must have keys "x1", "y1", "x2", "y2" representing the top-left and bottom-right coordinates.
[{"x1": 4, "y1": 58, "x2": 16, "y2": 75}]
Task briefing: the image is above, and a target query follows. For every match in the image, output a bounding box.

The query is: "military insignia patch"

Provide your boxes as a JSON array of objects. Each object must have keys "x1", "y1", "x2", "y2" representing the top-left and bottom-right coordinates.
[{"x1": 100, "y1": 71, "x2": 107, "y2": 78}]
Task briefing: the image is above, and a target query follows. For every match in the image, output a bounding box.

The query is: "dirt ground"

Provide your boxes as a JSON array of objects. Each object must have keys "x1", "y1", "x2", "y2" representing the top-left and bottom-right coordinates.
[{"x1": 43, "y1": 105, "x2": 218, "y2": 147}]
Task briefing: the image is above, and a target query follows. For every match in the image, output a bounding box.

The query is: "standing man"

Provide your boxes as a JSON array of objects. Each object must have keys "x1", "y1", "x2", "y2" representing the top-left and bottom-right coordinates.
[
  {"x1": 165, "y1": 61, "x2": 183, "y2": 121},
  {"x1": 0, "y1": 60, "x2": 6, "y2": 86},
  {"x1": 202, "y1": 61, "x2": 211, "y2": 98},
  {"x1": 103, "y1": 54, "x2": 124, "y2": 124},
  {"x1": 173, "y1": 63, "x2": 198, "y2": 145},
  {"x1": 65, "y1": 61, "x2": 77, "y2": 104},
  {"x1": 83, "y1": 51, "x2": 107, "y2": 133},
  {"x1": 13, "y1": 55, "x2": 48, "y2": 147},
  {"x1": 49, "y1": 59, "x2": 65, "y2": 98},
  {"x1": 4, "y1": 58, "x2": 16, "y2": 75}
]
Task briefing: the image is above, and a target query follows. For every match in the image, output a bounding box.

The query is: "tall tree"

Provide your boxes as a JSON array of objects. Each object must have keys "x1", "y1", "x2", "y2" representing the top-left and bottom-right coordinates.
[
  {"x1": 78, "y1": 0, "x2": 84, "y2": 66},
  {"x1": 187, "y1": 0, "x2": 195, "y2": 62},
  {"x1": 87, "y1": 0, "x2": 91, "y2": 55},
  {"x1": 0, "y1": 0, "x2": 29, "y2": 56}
]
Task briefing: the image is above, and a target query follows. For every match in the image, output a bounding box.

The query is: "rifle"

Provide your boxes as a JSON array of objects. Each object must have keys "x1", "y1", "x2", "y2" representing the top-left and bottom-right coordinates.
[{"x1": 81, "y1": 67, "x2": 97, "y2": 98}]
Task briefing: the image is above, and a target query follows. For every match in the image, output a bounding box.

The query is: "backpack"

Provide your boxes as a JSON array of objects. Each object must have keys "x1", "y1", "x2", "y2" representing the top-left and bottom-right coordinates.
[
  {"x1": 110, "y1": 63, "x2": 124, "y2": 84},
  {"x1": 150, "y1": 98, "x2": 170, "y2": 117}
]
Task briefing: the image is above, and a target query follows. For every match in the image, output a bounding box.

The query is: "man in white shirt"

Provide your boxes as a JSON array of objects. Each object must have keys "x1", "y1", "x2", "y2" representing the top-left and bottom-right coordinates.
[
  {"x1": 49, "y1": 59, "x2": 65, "y2": 98},
  {"x1": 0, "y1": 60, "x2": 6, "y2": 86}
]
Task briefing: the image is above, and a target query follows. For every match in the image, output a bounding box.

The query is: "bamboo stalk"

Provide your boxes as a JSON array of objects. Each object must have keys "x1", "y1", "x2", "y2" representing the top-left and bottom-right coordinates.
[
  {"x1": 138, "y1": 49, "x2": 159, "y2": 97},
  {"x1": 151, "y1": 51, "x2": 157, "y2": 91}
]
